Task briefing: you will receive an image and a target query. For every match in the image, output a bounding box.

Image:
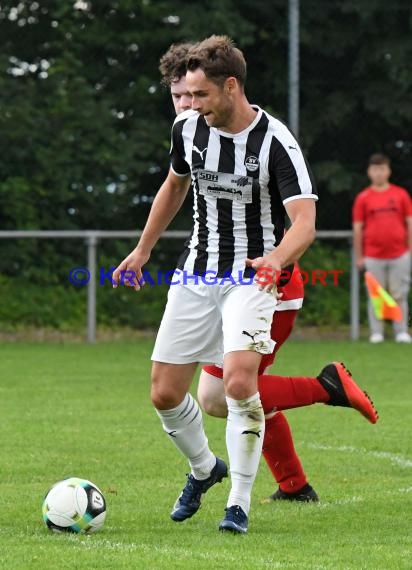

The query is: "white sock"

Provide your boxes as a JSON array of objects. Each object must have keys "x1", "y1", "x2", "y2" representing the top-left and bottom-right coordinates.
[
  {"x1": 225, "y1": 393, "x2": 265, "y2": 515},
  {"x1": 156, "y1": 393, "x2": 216, "y2": 480}
]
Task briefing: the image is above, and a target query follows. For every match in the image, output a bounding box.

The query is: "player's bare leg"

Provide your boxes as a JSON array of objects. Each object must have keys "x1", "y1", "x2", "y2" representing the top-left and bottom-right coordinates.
[
  {"x1": 151, "y1": 362, "x2": 227, "y2": 522},
  {"x1": 198, "y1": 361, "x2": 379, "y2": 424},
  {"x1": 197, "y1": 372, "x2": 228, "y2": 417}
]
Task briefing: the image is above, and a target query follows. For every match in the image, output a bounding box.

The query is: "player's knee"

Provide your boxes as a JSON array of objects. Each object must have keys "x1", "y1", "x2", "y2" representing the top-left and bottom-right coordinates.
[
  {"x1": 197, "y1": 387, "x2": 211, "y2": 412},
  {"x1": 151, "y1": 387, "x2": 178, "y2": 410},
  {"x1": 150, "y1": 374, "x2": 182, "y2": 410},
  {"x1": 198, "y1": 393, "x2": 216, "y2": 415},
  {"x1": 198, "y1": 389, "x2": 226, "y2": 417},
  {"x1": 224, "y1": 369, "x2": 257, "y2": 400},
  {"x1": 197, "y1": 371, "x2": 227, "y2": 417}
]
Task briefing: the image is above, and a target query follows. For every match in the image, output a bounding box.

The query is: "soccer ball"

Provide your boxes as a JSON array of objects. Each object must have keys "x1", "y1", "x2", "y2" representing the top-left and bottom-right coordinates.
[{"x1": 42, "y1": 477, "x2": 107, "y2": 534}]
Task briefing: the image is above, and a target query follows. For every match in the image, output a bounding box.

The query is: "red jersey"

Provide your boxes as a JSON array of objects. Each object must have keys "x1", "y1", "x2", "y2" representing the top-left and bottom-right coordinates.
[{"x1": 352, "y1": 184, "x2": 412, "y2": 259}]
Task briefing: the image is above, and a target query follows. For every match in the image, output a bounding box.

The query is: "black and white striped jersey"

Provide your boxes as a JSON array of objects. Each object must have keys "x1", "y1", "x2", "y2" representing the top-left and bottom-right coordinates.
[{"x1": 170, "y1": 105, "x2": 317, "y2": 278}]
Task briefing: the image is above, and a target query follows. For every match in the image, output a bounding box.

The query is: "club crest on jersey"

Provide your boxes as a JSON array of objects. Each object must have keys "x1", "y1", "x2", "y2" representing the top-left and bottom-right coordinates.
[{"x1": 244, "y1": 155, "x2": 259, "y2": 172}]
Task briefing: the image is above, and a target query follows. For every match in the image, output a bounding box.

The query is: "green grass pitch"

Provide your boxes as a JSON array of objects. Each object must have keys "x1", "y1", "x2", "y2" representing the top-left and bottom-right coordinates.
[{"x1": 0, "y1": 340, "x2": 411, "y2": 569}]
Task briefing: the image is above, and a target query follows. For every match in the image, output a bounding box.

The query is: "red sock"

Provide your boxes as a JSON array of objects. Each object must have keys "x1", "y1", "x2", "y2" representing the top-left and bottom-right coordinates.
[
  {"x1": 258, "y1": 373, "x2": 329, "y2": 414},
  {"x1": 263, "y1": 412, "x2": 307, "y2": 493}
]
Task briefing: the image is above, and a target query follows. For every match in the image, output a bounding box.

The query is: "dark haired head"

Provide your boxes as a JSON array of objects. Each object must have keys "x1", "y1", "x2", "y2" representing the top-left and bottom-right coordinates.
[
  {"x1": 159, "y1": 42, "x2": 194, "y2": 87},
  {"x1": 186, "y1": 35, "x2": 246, "y2": 88},
  {"x1": 368, "y1": 153, "x2": 391, "y2": 167}
]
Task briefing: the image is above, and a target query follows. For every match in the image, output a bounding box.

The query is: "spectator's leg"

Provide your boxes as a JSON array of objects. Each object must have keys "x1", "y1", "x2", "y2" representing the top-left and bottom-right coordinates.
[{"x1": 388, "y1": 252, "x2": 411, "y2": 337}]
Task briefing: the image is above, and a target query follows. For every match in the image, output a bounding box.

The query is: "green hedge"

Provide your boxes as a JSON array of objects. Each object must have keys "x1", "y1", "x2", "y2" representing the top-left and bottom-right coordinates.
[
  {"x1": 297, "y1": 240, "x2": 358, "y2": 326},
  {"x1": 0, "y1": 241, "x2": 369, "y2": 332}
]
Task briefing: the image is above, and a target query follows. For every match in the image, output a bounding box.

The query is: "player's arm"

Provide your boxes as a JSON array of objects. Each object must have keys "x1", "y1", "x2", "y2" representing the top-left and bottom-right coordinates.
[
  {"x1": 352, "y1": 193, "x2": 365, "y2": 269},
  {"x1": 352, "y1": 221, "x2": 364, "y2": 269},
  {"x1": 264, "y1": 199, "x2": 316, "y2": 269},
  {"x1": 246, "y1": 129, "x2": 317, "y2": 286},
  {"x1": 407, "y1": 216, "x2": 412, "y2": 255},
  {"x1": 112, "y1": 170, "x2": 191, "y2": 290}
]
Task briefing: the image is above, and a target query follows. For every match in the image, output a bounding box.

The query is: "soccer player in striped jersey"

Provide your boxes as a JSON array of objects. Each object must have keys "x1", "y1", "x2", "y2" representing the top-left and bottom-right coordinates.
[
  {"x1": 159, "y1": 43, "x2": 378, "y2": 506},
  {"x1": 159, "y1": 44, "x2": 319, "y2": 503},
  {"x1": 113, "y1": 36, "x2": 371, "y2": 534}
]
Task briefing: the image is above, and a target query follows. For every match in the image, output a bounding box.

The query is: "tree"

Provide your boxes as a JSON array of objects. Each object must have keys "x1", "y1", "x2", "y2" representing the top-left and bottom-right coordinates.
[{"x1": 0, "y1": 0, "x2": 410, "y2": 328}]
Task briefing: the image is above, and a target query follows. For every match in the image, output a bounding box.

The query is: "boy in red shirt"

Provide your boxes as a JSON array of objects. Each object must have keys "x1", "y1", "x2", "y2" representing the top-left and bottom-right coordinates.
[{"x1": 353, "y1": 153, "x2": 412, "y2": 343}]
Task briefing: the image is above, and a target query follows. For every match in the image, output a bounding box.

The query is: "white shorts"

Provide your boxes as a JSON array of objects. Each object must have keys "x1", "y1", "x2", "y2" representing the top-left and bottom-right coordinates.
[{"x1": 151, "y1": 272, "x2": 277, "y2": 365}]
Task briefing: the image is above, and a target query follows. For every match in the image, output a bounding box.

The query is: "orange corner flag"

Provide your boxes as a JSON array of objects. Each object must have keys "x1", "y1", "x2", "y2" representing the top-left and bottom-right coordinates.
[{"x1": 364, "y1": 271, "x2": 403, "y2": 322}]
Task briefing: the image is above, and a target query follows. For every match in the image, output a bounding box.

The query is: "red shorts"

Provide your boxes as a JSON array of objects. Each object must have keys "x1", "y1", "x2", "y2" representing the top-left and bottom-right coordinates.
[{"x1": 203, "y1": 309, "x2": 299, "y2": 380}]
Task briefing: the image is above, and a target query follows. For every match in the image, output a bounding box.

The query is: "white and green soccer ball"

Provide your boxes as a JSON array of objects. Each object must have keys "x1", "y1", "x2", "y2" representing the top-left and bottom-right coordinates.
[{"x1": 42, "y1": 477, "x2": 107, "y2": 534}]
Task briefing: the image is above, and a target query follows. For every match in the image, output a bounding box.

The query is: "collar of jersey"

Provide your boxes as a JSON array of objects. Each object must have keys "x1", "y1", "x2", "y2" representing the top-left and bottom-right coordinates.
[{"x1": 210, "y1": 105, "x2": 262, "y2": 138}]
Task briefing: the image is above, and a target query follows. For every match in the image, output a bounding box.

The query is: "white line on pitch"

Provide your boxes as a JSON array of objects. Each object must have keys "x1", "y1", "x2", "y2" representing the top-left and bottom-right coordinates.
[{"x1": 303, "y1": 442, "x2": 412, "y2": 469}]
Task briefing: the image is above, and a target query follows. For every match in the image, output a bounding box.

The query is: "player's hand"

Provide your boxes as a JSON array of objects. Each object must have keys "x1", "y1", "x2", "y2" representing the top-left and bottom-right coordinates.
[
  {"x1": 112, "y1": 248, "x2": 151, "y2": 291},
  {"x1": 245, "y1": 254, "x2": 281, "y2": 294}
]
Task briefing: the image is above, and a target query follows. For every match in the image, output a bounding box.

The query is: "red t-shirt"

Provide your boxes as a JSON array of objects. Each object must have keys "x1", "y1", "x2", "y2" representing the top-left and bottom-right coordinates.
[{"x1": 352, "y1": 184, "x2": 412, "y2": 259}]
